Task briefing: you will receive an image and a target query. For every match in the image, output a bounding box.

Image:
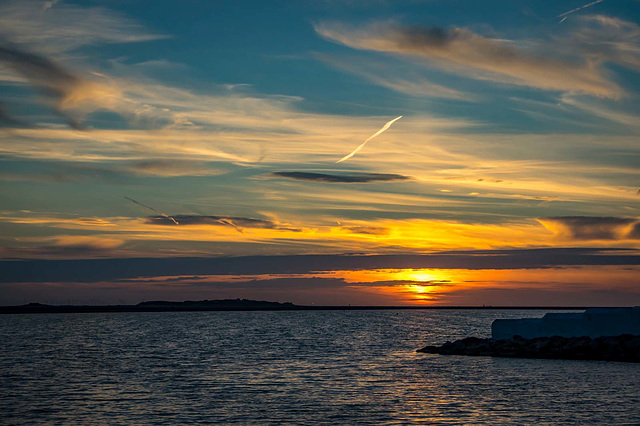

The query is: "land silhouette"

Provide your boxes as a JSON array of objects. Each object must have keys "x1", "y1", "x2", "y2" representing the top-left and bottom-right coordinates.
[{"x1": 0, "y1": 299, "x2": 594, "y2": 314}]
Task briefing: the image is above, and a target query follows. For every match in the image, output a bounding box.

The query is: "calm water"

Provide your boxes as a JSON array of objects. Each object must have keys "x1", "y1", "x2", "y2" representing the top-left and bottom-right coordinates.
[{"x1": 1, "y1": 310, "x2": 639, "y2": 424}]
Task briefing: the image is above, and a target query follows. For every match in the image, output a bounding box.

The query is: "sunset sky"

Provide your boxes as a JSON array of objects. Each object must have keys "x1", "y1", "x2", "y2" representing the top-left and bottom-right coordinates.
[{"x1": 1, "y1": 0, "x2": 639, "y2": 306}]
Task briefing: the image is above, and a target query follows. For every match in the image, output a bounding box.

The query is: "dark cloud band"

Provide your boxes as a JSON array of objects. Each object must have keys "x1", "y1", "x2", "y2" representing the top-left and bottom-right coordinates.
[
  {"x1": 270, "y1": 171, "x2": 411, "y2": 183},
  {"x1": 145, "y1": 215, "x2": 301, "y2": 232},
  {"x1": 2, "y1": 248, "x2": 639, "y2": 284}
]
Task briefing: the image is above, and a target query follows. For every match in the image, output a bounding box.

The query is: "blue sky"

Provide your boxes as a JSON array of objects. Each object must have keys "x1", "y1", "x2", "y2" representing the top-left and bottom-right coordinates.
[{"x1": 0, "y1": 0, "x2": 639, "y2": 305}]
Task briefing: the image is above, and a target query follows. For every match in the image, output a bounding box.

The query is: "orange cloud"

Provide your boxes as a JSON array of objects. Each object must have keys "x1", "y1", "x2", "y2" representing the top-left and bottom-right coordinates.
[{"x1": 3, "y1": 211, "x2": 640, "y2": 258}]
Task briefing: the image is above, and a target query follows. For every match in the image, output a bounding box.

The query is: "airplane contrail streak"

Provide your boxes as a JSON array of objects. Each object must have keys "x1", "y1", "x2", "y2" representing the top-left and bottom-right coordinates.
[
  {"x1": 557, "y1": 0, "x2": 605, "y2": 18},
  {"x1": 217, "y1": 218, "x2": 244, "y2": 233},
  {"x1": 336, "y1": 115, "x2": 402, "y2": 163},
  {"x1": 124, "y1": 196, "x2": 179, "y2": 225}
]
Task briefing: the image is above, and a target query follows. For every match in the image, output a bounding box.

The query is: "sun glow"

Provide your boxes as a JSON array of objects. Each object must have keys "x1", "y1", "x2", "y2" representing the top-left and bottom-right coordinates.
[
  {"x1": 401, "y1": 270, "x2": 439, "y2": 282},
  {"x1": 324, "y1": 268, "x2": 455, "y2": 302},
  {"x1": 402, "y1": 284, "x2": 440, "y2": 300}
]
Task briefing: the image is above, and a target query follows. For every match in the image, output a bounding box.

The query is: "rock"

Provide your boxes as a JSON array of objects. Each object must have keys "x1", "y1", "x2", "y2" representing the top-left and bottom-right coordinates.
[{"x1": 417, "y1": 335, "x2": 640, "y2": 362}]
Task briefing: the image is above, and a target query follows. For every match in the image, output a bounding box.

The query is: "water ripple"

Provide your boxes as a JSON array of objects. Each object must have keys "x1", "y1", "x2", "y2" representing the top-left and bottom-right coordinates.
[{"x1": 1, "y1": 310, "x2": 639, "y2": 424}]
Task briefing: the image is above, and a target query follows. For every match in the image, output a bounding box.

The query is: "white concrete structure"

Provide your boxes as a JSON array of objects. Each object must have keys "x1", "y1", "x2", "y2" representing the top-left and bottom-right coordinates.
[{"x1": 492, "y1": 307, "x2": 640, "y2": 340}]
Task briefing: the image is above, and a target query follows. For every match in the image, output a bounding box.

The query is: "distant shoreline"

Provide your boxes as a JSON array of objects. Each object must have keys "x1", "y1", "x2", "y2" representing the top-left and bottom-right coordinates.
[{"x1": 0, "y1": 303, "x2": 597, "y2": 315}]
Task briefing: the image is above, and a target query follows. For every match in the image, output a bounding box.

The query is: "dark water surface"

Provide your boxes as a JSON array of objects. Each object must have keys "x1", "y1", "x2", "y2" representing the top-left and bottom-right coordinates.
[{"x1": 1, "y1": 310, "x2": 639, "y2": 424}]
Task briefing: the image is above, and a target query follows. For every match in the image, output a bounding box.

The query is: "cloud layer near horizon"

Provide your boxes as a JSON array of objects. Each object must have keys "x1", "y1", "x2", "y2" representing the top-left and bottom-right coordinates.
[
  {"x1": 1, "y1": 250, "x2": 639, "y2": 305},
  {"x1": 2, "y1": 248, "x2": 639, "y2": 283}
]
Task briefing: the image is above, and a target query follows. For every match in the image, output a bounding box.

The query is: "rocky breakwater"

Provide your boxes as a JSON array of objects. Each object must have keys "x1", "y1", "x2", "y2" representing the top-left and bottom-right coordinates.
[{"x1": 417, "y1": 334, "x2": 640, "y2": 363}]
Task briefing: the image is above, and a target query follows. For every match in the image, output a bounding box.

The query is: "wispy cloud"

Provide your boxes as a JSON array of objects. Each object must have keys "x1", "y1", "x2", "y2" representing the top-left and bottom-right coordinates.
[
  {"x1": 0, "y1": 235, "x2": 124, "y2": 259},
  {"x1": 316, "y1": 53, "x2": 473, "y2": 100},
  {"x1": 539, "y1": 216, "x2": 640, "y2": 240},
  {"x1": 0, "y1": 104, "x2": 31, "y2": 128},
  {"x1": 560, "y1": 95, "x2": 640, "y2": 132},
  {"x1": 125, "y1": 159, "x2": 226, "y2": 177},
  {"x1": 564, "y1": 15, "x2": 640, "y2": 72},
  {"x1": 341, "y1": 226, "x2": 390, "y2": 235},
  {"x1": 0, "y1": 113, "x2": 474, "y2": 166},
  {"x1": 269, "y1": 171, "x2": 411, "y2": 183},
  {"x1": 314, "y1": 21, "x2": 625, "y2": 98},
  {"x1": 0, "y1": 0, "x2": 165, "y2": 54},
  {"x1": 0, "y1": 159, "x2": 226, "y2": 183},
  {"x1": 0, "y1": 42, "x2": 85, "y2": 128},
  {"x1": 0, "y1": 0, "x2": 167, "y2": 128}
]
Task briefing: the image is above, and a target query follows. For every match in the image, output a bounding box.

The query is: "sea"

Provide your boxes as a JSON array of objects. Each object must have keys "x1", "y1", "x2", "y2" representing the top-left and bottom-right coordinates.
[{"x1": 1, "y1": 309, "x2": 639, "y2": 424}]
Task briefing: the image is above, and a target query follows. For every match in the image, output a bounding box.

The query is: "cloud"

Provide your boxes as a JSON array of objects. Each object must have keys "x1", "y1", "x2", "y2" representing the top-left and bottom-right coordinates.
[
  {"x1": 0, "y1": 104, "x2": 31, "y2": 128},
  {"x1": 3, "y1": 263, "x2": 638, "y2": 306},
  {"x1": 341, "y1": 226, "x2": 390, "y2": 235},
  {"x1": 0, "y1": 235, "x2": 124, "y2": 259},
  {"x1": 145, "y1": 215, "x2": 302, "y2": 232},
  {"x1": 0, "y1": 41, "x2": 85, "y2": 128},
  {"x1": 0, "y1": 110, "x2": 474, "y2": 169},
  {"x1": 314, "y1": 21, "x2": 624, "y2": 98},
  {"x1": 1, "y1": 248, "x2": 639, "y2": 283},
  {"x1": 0, "y1": 0, "x2": 165, "y2": 54},
  {"x1": 0, "y1": 159, "x2": 225, "y2": 183},
  {"x1": 184, "y1": 276, "x2": 351, "y2": 290},
  {"x1": 560, "y1": 95, "x2": 640, "y2": 132},
  {"x1": 5, "y1": 206, "x2": 640, "y2": 257},
  {"x1": 0, "y1": 0, "x2": 166, "y2": 128},
  {"x1": 316, "y1": 53, "x2": 472, "y2": 100},
  {"x1": 0, "y1": 162, "x2": 126, "y2": 183},
  {"x1": 539, "y1": 216, "x2": 640, "y2": 240},
  {"x1": 563, "y1": 15, "x2": 640, "y2": 72},
  {"x1": 0, "y1": 44, "x2": 195, "y2": 131},
  {"x1": 124, "y1": 160, "x2": 225, "y2": 177},
  {"x1": 269, "y1": 171, "x2": 411, "y2": 183}
]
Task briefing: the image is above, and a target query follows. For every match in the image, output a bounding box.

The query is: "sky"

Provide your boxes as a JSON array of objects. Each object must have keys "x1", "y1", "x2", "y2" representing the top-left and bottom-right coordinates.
[{"x1": 1, "y1": 0, "x2": 640, "y2": 306}]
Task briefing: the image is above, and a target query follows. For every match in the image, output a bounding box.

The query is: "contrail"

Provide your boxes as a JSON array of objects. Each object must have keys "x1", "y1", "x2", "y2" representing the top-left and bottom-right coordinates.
[
  {"x1": 557, "y1": 0, "x2": 605, "y2": 19},
  {"x1": 257, "y1": 144, "x2": 268, "y2": 163},
  {"x1": 336, "y1": 115, "x2": 402, "y2": 163},
  {"x1": 124, "y1": 196, "x2": 179, "y2": 225},
  {"x1": 217, "y1": 218, "x2": 244, "y2": 233}
]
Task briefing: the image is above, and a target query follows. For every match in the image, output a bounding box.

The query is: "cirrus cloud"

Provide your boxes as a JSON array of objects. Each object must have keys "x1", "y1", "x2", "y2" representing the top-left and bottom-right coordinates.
[
  {"x1": 538, "y1": 216, "x2": 640, "y2": 240},
  {"x1": 314, "y1": 19, "x2": 632, "y2": 98}
]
